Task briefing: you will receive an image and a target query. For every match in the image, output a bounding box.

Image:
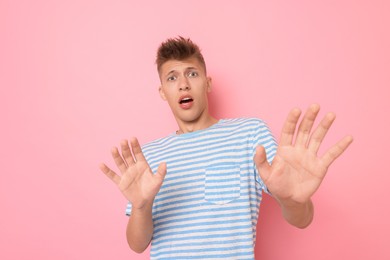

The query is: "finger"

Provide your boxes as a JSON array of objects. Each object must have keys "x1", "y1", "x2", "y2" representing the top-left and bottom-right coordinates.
[
  {"x1": 321, "y1": 135, "x2": 353, "y2": 167},
  {"x1": 120, "y1": 139, "x2": 135, "y2": 166},
  {"x1": 155, "y1": 162, "x2": 167, "y2": 183},
  {"x1": 295, "y1": 104, "x2": 320, "y2": 147},
  {"x1": 307, "y1": 112, "x2": 336, "y2": 153},
  {"x1": 254, "y1": 145, "x2": 272, "y2": 182},
  {"x1": 130, "y1": 137, "x2": 147, "y2": 163},
  {"x1": 279, "y1": 108, "x2": 301, "y2": 146},
  {"x1": 99, "y1": 163, "x2": 121, "y2": 185},
  {"x1": 111, "y1": 147, "x2": 128, "y2": 173}
]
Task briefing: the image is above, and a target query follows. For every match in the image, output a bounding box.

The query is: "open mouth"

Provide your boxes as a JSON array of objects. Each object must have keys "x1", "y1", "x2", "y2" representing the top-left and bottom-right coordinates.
[{"x1": 179, "y1": 97, "x2": 194, "y2": 104}]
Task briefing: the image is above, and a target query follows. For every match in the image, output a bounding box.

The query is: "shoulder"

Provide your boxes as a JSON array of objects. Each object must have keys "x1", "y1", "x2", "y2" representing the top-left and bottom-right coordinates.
[
  {"x1": 220, "y1": 118, "x2": 274, "y2": 141},
  {"x1": 141, "y1": 134, "x2": 175, "y2": 152},
  {"x1": 219, "y1": 117, "x2": 268, "y2": 129}
]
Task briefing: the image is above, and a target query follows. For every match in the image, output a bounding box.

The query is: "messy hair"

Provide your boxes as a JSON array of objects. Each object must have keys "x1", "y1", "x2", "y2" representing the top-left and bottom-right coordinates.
[{"x1": 156, "y1": 36, "x2": 206, "y2": 73}]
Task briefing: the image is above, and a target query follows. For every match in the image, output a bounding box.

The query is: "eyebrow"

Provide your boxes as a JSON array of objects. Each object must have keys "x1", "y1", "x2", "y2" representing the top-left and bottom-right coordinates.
[{"x1": 165, "y1": 67, "x2": 199, "y2": 77}]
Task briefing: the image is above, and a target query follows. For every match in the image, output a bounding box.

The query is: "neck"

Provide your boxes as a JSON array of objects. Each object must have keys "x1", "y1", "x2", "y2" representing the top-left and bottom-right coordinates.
[{"x1": 176, "y1": 114, "x2": 219, "y2": 135}]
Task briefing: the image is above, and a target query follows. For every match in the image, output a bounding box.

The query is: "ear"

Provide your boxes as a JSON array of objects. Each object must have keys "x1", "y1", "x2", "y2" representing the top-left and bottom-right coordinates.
[
  {"x1": 159, "y1": 86, "x2": 167, "y2": 101},
  {"x1": 207, "y1": 77, "x2": 212, "y2": 93}
]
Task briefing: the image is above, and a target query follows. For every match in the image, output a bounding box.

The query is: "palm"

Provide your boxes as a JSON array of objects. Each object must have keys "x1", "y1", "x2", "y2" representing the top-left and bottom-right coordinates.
[
  {"x1": 265, "y1": 146, "x2": 327, "y2": 203},
  {"x1": 119, "y1": 159, "x2": 164, "y2": 209},
  {"x1": 255, "y1": 104, "x2": 353, "y2": 204},
  {"x1": 100, "y1": 138, "x2": 166, "y2": 210}
]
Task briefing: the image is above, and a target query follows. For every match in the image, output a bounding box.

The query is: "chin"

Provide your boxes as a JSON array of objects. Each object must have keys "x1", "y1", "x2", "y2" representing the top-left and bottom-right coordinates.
[{"x1": 177, "y1": 112, "x2": 202, "y2": 123}]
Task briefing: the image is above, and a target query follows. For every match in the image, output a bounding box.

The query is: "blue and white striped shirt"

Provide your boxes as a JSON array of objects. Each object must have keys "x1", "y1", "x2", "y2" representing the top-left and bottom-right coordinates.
[{"x1": 126, "y1": 118, "x2": 277, "y2": 259}]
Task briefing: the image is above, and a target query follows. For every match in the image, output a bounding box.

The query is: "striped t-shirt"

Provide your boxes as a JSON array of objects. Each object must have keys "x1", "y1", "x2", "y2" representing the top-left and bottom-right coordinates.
[{"x1": 126, "y1": 118, "x2": 277, "y2": 259}]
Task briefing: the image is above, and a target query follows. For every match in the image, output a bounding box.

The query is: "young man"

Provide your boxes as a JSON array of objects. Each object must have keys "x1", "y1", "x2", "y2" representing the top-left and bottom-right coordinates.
[{"x1": 100, "y1": 37, "x2": 353, "y2": 259}]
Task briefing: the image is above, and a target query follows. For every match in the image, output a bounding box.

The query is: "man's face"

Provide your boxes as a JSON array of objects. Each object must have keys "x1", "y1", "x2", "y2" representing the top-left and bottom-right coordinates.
[{"x1": 159, "y1": 57, "x2": 212, "y2": 125}]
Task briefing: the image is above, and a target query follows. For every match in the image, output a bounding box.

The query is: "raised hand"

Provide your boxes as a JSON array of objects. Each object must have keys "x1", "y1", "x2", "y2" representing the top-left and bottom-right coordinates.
[
  {"x1": 100, "y1": 138, "x2": 167, "y2": 210},
  {"x1": 254, "y1": 104, "x2": 353, "y2": 206}
]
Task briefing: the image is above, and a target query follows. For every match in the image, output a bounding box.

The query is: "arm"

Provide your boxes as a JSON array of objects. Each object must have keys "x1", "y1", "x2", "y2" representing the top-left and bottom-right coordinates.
[
  {"x1": 100, "y1": 138, "x2": 166, "y2": 252},
  {"x1": 277, "y1": 197, "x2": 314, "y2": 229},
  {"x1": 126, "y1": 203, "x2": 154, "y2": 253},
  {"x1": 254, "y1": 104, "x2": 353, "y2": 228}
]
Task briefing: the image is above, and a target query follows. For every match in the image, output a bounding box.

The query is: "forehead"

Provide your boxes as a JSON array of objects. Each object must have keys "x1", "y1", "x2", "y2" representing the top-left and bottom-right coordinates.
[{"x1": 159, "y1": 57, "x2": 205, "y2": 76}]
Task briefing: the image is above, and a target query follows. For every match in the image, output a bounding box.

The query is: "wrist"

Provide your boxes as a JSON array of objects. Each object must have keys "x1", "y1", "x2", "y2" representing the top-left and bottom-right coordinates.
[
  {"x1": 278, "y1": 198, "x2": 314, "y2": 229},
  {"x1": 278, "y1": 198, "x2": 311, "y2": 210},
  {"x1": 132, "y1": 201, "x2": 153, "y2": 215}
]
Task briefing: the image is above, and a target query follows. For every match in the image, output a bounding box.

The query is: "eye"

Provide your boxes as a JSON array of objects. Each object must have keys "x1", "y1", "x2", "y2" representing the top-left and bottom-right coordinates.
[
  {"x1": 188, "y1": 71, "x2": 198, "y2": 77},
  {"x1": 167, "y1": 75, "x2": 176, "y2": 81}
]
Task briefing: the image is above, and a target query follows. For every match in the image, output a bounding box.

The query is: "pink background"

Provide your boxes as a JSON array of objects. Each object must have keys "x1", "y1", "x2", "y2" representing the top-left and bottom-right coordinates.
[{"x1": 1, "y1": 0, "x2": 389, "y2": 259}]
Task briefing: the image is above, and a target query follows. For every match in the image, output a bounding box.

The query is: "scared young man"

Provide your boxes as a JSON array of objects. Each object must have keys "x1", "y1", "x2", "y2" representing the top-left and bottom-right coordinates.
[{"x1": 100, "y1": 37, "x2": 353, "y2": 259}]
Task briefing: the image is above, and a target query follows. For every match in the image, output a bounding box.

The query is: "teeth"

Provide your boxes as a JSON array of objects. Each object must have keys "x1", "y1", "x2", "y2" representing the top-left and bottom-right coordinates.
[{"x1": 180, "y1": 97, "x2": 193, "y2": 104}]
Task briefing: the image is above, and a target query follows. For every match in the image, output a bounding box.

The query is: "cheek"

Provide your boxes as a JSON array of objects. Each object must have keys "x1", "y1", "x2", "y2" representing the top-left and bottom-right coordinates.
[
  {"x1": 165, "y1": 93, "x2": 177, "y2": 105},
  {"x1": 159, "y1": 90, "x2": 166, "y2": 101},
  {"x1": 167, "y1": 98, "x2": 176, "y2": 106},
  {"x1": 160, "y1": 85, "x2": 175, "y2": 101}
]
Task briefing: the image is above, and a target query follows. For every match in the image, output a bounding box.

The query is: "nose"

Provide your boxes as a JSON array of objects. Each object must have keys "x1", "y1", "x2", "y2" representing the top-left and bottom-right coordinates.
[{"x1": 179, "y1": 77, "x2": 191, "y2": 91}]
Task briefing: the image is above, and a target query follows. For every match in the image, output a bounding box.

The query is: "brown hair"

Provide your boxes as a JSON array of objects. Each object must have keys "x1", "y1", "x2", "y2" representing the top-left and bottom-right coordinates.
[{"x1": 156, "y1": 36, "x2": 206, "y2": 73}]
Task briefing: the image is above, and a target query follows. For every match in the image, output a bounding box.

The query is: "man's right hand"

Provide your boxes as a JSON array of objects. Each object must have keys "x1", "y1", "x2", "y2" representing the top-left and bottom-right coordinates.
[{"x1": 100, "y1": 137, "x2": 167, "y2": 210}]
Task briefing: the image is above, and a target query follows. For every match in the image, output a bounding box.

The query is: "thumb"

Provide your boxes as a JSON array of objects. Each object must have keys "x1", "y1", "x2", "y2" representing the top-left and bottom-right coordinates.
[
  {"x1": 254, "y1": 145, "x2": 271, "y2": 182},
  {"x1": 155, "y1": 162, "x2": 167, "y2": 182}
]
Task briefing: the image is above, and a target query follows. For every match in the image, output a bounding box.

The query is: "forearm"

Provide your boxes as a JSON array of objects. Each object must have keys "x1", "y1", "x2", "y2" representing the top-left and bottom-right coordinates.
[
  {"x1": 279, "y1": 199, "x2": 314, "y2": 229},
  {"x1": 126, "y1": 203, "x2": 154, "y2": 253}
]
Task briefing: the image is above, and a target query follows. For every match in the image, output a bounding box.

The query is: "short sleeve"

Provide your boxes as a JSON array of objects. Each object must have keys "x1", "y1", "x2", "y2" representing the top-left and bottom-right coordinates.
[
  {"x1": 252, "y1": 119, "x2": 278, "y2": 194},
  {"x1": 125, "y1": 202, "x2": 132, "y2": 216}
]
